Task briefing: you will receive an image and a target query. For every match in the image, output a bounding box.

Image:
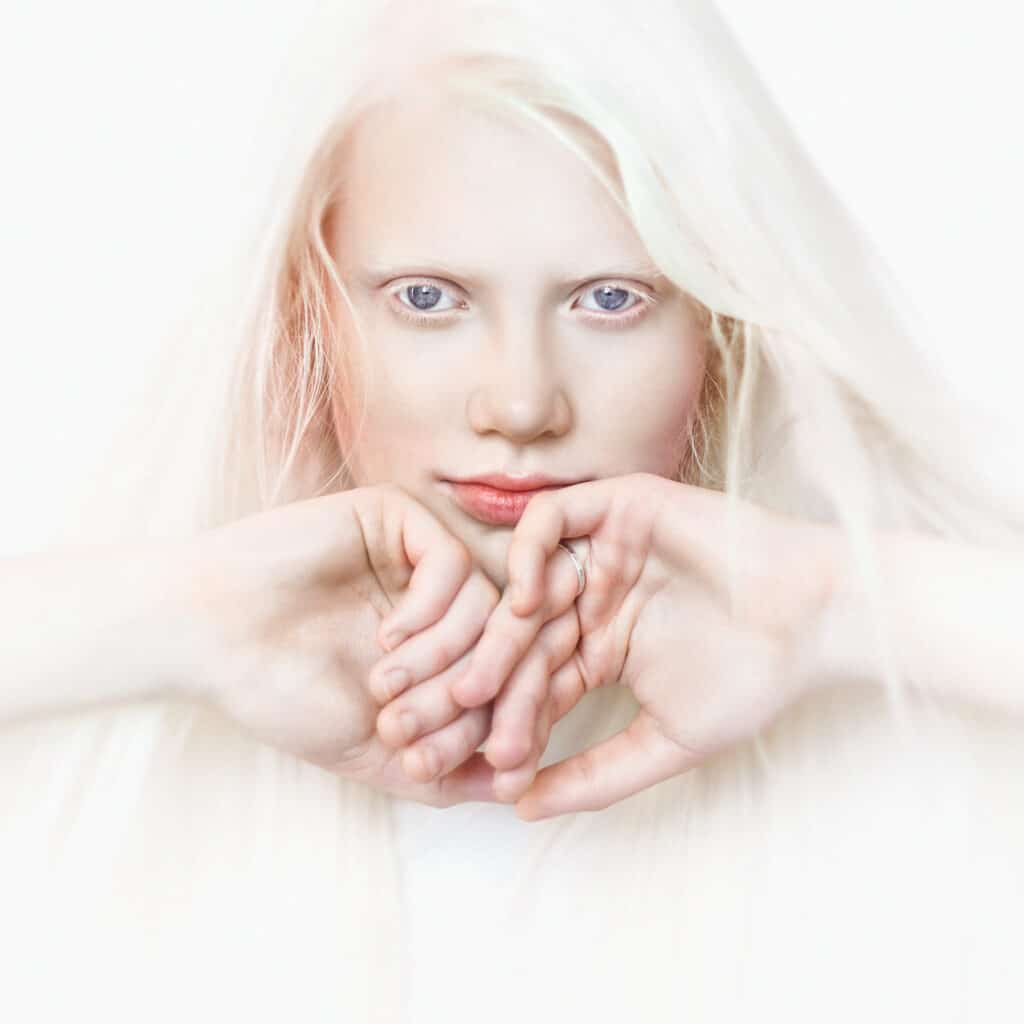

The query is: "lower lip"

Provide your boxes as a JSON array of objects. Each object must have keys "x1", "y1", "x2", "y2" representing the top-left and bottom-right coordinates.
[{"x1": 445, "y1": 482, "x2": 567, "y2": 526}]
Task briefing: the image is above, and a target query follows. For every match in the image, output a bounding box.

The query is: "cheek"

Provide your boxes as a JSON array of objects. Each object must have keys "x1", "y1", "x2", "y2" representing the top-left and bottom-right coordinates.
[
  {"x1": 342, "y1": 360, "x2": 452, "y2": 485},
  {"x1": 596, "y1": 329, "x2": 707, "y2": 472}
]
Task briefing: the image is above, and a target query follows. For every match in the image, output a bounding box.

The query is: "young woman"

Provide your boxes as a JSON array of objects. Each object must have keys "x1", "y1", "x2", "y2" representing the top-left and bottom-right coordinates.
[{"x1": 3, "y1": 0, "x2": 1022, "y2": 1020}]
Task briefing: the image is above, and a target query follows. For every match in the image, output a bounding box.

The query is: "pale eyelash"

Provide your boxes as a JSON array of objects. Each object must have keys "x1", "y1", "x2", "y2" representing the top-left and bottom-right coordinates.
[{"x1": 388, "y1": 279, "x2": 659, "y2": 329}]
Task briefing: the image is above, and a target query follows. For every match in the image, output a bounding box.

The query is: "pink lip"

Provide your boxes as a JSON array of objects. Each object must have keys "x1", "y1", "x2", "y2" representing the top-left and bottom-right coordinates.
[
  {"x1": 445, "y1": 481, "x2": 569, "y2": 526},
  {"x1": 449, "y1": 472, "x2": 581, "y2": 492}
]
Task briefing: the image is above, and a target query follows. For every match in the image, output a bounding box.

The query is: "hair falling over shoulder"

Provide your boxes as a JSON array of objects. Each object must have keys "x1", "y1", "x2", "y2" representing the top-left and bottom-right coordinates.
[{"x1": 5, "y1": 1, "x2": 1024, "y2": 1020}]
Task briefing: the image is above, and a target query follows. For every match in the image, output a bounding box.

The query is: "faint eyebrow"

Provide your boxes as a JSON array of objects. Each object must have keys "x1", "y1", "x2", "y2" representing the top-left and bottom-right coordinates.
[{"x1": 357, "y1": 259, "x2": 668, "y2": 289}]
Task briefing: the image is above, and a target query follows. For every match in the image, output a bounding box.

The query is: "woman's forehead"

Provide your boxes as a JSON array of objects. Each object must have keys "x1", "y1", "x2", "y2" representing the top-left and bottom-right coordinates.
[{"x1": 333, "y1": 91, "x2": 653, "y2": 284}]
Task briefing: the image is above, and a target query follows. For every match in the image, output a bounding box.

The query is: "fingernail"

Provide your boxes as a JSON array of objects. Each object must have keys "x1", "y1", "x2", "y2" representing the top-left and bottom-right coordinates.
[
  {"x1": 494, "y1": 771, "x2": 516, "y2": 801},
  {"x1": 381, "y1": 630, "x2": 405, "y2": 652},
  {"x1": 380, "y1": 668, "x2": 409, "y2": 700},
  {"x1": 516, "y1": 803, "x2": 545, "y2": 822},
  {"x1": 417, "y1": 745, "x2": 439, "y2": 780},
  {"x1": 398, "y1": 710, "x2": 418, "y2": 743}
]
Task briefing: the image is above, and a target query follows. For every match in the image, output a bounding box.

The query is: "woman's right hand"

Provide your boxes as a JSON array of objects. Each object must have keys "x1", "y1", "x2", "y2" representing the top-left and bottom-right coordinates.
[{"x1": 176, "y1": 484, "x2": 504, "y2": 807}]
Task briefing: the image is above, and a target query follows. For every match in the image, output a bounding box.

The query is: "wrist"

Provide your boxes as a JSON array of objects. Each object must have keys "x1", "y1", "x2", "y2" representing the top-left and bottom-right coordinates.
[
  {"x1": 799, "y1": 525, "x2": 875, "y2": 694},
  {"x1": 150, "y1": 534, "x2": 227, "y2": 705}
]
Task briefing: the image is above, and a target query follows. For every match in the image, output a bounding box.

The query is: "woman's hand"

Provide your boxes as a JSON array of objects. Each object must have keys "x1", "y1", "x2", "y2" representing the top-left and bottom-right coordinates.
[
  {"x1": 372, "y1": 543, "x2": 586, "y2": 801},
  {"x1": 178, "y1": 484, "x2": 506, "y2": 807},
  {"x1": 447, "y1": 472, "x2": 838, "y2": 818}
]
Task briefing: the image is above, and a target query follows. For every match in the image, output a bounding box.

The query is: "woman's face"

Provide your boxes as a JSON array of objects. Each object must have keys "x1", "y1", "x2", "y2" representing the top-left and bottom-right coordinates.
[{"x1": 330, "y1": 90, "x2": 707, "y2": 589}]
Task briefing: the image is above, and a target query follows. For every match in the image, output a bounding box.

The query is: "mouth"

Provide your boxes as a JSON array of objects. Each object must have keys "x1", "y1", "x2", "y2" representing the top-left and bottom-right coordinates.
[{"x1": 439, "y1": 474, "x2": 588, "y2": 526}]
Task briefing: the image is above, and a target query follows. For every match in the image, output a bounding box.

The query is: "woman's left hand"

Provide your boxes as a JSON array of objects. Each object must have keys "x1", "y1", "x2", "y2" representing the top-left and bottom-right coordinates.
[{"x1": 450, "y1": 472, "x2": 839, "y2": 819}]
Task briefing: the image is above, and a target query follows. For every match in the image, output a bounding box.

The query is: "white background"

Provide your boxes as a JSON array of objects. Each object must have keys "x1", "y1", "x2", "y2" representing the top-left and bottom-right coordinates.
[{"x1": 1, "y1": 1, "x2": 1020, "y2": 551}]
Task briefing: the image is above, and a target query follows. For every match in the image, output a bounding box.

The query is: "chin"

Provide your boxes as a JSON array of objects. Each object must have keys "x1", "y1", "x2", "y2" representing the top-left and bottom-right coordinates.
[
  {"x1": 474, "y1": 533, "x2": 512, "y2": 594},
  {"x1": 423, "y1": 497, "x2": 510, "y2": 592}
]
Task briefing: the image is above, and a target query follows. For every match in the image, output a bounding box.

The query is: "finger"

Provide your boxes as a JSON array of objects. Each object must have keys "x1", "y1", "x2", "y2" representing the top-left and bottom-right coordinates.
[
  {"x1": 431, "y1": 751, "x2": 502, "y2": 805},
  {"x1": 448, "y1": 594, "x2": 546, "y2": 709},
  {"x1": 484, "y1": 643, "x2": 551, "y2": 770},
  {"x1": 401, "y1": 704, "x2": 492, "y2": 784},
  {"x1": 370, "y1": 574, "x2": 495, "y2": 703},
  {"x1": 491, "y1": 653, "x2": 589, "y2": 802},
  {"x1": 512, "y1": 709, "x2": 697, "y2": 821},
  {"x1": 484, "y1": 609, "x2": 577, "y2": 770},
  {"x1": 377, "y1": 495, "x2": 474, "y2": 650},
  {"x1": 549, "y1": 656, "x2": 587, "y2": 724},
  {"x1": 375, "y1": 641, "x2": 484, "y2": 747},
  {"x1": 493, "y1": 696, "x2": 553, "y2": 803},
  {"x1": 375, "y1": 668, "x2": 466, "y2": 749},
  {"x1": 506, "y1": 478, "x2": 613, "y2": 617},
  {"x1": 452, "y1": 554, "x2": 583, "y2": 709}
]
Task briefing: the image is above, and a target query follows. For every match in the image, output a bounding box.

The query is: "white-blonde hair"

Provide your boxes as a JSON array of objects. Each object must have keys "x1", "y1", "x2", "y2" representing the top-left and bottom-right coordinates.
[{"x1": 6, "y1": 1, "x2": 1024, "y2": 1020}]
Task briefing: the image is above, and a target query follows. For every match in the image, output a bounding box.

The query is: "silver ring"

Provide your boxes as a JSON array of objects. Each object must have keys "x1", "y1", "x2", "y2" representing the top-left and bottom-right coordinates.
[{"x1": 558, "y1": 541, "x2": 586, "y2": 598}]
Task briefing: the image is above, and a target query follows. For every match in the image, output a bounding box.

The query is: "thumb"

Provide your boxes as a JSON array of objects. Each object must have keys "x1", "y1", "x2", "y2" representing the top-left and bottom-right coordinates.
[
  {"x1": 513, "y1": 709, "x2": 696, "y2": 820},
  {"x1": 373, "y1": 489, "x2": 474, "y2": 650}
]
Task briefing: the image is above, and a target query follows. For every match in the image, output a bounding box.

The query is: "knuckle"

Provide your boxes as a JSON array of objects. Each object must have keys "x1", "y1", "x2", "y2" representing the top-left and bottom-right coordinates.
[
  {"x1": 447, "y1": 541, "x2": 473, "y2": 576},
  {"x1": 429, "y1": 639, "x2": 455, "y2": 672}
]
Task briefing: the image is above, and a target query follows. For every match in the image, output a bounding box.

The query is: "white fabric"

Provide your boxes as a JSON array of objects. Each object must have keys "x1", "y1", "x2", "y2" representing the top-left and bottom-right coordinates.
[{"x1": 392, "y1": 798, "x2": 533, "y2": 1022}]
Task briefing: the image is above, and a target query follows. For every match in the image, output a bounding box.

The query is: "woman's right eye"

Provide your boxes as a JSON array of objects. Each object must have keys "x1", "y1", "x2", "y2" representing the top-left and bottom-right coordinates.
[{"x1": 390, "y1": 281, "x2": 466, "y2": 324}]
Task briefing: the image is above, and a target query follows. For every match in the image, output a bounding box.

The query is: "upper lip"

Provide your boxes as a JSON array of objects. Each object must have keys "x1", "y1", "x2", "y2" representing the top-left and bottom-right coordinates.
[{"x1": 445, "y1": 472, "x2": 586, "y2": 492}]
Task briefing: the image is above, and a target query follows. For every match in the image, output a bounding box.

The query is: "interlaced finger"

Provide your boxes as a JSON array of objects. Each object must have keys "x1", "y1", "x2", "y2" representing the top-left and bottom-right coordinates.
[
  {"x1": 451, "y1": 549, "x2": 583, "y2": 709},
  {"x1": 376, "y1": 494, "x2": 475, "y2": 650},
  {"x1": 484, "y1": 606, "x2": 579, "y2": 770},
  {"x1": 370, "y1": 572, "x2": 495, "y2": 703},
  {"x1": 491, "y1": 656, "x2": 584, "y2": 803}
]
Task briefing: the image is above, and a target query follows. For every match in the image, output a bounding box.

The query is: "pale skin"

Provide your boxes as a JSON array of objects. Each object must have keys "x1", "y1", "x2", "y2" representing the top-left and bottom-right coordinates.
[
  {"x1": 375, "y1": 472, "x2": 840, "y2": 810},
  {"x1": 339, "y1": 87, "x2": 1024, "y2": 814},
  {"x1": 3, "y1": 88, "x2": 1021, "y2": 818},
  {"x1": 330, "y1": 86, "x2": 707, "y2": 792},
  {"x1": 3, "y1": 478, "x2": 1022, "y2": 819},
  {"x1": 0, "y1": 484, "x2": 512, "y2": 807},
  {"x1": 377, "y1": 472, "x2": 1024, "y2": 818}
]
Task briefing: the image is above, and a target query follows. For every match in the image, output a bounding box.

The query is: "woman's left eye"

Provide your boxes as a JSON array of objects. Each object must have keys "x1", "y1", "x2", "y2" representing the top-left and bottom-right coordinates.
[{"x1": 576, "y1": 284, "x2": 642, "y2": 314}]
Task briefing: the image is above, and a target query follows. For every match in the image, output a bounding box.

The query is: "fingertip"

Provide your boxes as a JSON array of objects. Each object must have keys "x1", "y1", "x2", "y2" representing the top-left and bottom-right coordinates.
[
  {"x1": 451, "y1": 674, "x2": 490, "y2": 709},
  {"x1": 508, "y1": 584, "x2": 532, "y2": 617},
  {"x1": 513, "y1": 797, "x2": 546, "y2": 822},
  {"x1": 506, "y1": 544, "x2": 541, "y2": 616},
  {"x1": 484, "y1": 732, "x2": 531, "y2": 772},
  {"x1": 511, "y1": 577, "x2": 543, "y2": 618},
  {"x1": 374, "y1": 706, "x2": 392, "y2": 746},
  {"x1": 379, "y1": 628, "x2": 405, "y2": 653},
  {"x1": 403, "y1": 744, "x2": 439, "y2": 783},
  {"x1": 492, "y1": 771, "x2": 517, "y2": 803}
]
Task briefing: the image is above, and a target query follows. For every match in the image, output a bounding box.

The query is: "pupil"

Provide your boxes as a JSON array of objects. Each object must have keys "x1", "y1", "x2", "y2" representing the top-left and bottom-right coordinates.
[
  {"x1": 595, "y1": 286, "x2": 629, "y2": 311},
  {"x1": 408, "y1": 284, "x2": 441, "y2": 310}
]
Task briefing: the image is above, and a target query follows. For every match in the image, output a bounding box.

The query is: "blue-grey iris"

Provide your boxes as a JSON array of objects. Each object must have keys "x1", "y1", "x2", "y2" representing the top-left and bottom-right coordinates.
[
  {"x1": 594, "y1": 285, "x2": 629, "y2": 311},
  {"x1": 408, "y1": 284, "x2": 442, "y2": 310}
]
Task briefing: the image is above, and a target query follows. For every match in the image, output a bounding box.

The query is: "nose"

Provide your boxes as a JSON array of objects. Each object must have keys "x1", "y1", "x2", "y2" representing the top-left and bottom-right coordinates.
[{"x1": 466, "y1": 325, "x2": 572, "y2": 442}]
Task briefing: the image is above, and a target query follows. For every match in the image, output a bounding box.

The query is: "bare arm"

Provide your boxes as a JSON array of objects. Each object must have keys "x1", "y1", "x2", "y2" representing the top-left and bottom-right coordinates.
[
  {"x1": 814, "y1": 529, "x2": 1024, "y2": 715},
  {"x1": 0, "y1": 540, "x2": 199, "y2": 725}
]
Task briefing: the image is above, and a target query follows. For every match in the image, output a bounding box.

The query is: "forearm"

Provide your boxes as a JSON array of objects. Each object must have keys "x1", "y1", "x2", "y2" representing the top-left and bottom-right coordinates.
[
  {"x1": 0, "y1": 540, "x2": 199, "y2": 725},
  {"x1": 814, "y1": 528, "x2": 1024, "y2": 715}
]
